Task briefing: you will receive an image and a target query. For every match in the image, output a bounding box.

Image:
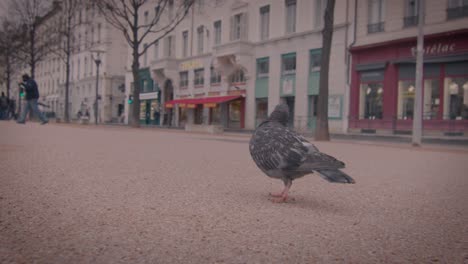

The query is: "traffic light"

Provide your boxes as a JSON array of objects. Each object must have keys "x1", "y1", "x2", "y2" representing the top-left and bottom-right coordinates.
[{"x1": 128, "y1": 95, "x2": 133, "y2": 104}]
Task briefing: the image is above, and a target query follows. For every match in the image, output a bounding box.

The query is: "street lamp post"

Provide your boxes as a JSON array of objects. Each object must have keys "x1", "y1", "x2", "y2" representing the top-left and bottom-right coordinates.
[
  {"x1": 91, "y1": 50, "x2": 103, "y2": 125},
  {"x1": 94, "y1": 58, "x2": 101, "y2": 125}
]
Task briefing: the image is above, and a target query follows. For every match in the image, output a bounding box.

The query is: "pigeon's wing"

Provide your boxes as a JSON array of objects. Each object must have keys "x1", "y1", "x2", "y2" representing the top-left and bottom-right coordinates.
[
  {"x1": 297, "y1": 149, "x2": 346, "y2": 171},
  {"x1": 286, "y1": 129, "x2": 344, "y2": 170},
  {"x1": 249, "y1": 124, "x2": 309, "y2": 173}
]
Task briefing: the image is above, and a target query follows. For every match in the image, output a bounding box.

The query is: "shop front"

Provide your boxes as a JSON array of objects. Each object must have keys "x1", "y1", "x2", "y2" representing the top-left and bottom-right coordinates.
[
  {"x1": 350, "y1": 29, "x2": 468, "y2": 135},
  {"x1": 165, "y1": 94, "x2": 245, "y2": 129}
]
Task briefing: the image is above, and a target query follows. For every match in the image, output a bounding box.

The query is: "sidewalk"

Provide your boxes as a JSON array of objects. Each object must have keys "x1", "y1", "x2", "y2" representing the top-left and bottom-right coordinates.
[{"x1": 77, "y1": 121, "x2": 468, "y2": 146}]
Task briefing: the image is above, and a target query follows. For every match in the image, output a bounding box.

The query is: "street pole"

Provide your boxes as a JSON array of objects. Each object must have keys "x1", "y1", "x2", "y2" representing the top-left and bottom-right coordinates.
[
  {"x1": 412, "y1": 0, "x2": 425, "y2": 147},
  {"x1": 94, "y1": 58, "x2": 101, "y2": 125}
]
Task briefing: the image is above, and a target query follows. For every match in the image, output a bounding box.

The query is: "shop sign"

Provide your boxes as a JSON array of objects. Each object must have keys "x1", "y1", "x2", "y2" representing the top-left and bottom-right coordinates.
[
  {"x1": 208, "y1": 92, "x2": 220, "y2": 96},
  {"x1": 328, "y1": 95, "x2": 342, "y2": 119},
  {"x1": 411, "y1": 43, "x2": 456, "y2": 57},
  {"x1": 179, "y1": 103, "x2": 187, "y2": 108},
  {"x1": 139, "y1": 91, "x2": 159, "y2": 100},
  {"x1": 187, "y1": 104, "x2": 196, "y2": 108},
  {"x1": 180, "y1": 60, "x2": 203, "y2": 70},
  {"x1": 228, "y1": 89, "x2": 245, "y2": 95},
  {"x1": 204, "y1": 103, "x2": 217, "y2": 108},
  {"x1": 165, "y1": 103, "x2": 174, "y2": 108}
]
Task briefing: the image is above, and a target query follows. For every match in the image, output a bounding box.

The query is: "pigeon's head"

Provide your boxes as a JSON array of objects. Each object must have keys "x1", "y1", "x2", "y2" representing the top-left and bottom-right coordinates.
[{"x1": 268, "y1": 104, "x2": 289, "y2": 126}]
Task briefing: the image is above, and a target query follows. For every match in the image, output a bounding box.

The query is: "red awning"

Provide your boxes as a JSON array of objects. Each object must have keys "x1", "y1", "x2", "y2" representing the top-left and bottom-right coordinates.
[{"x1": 165, "y1": 95, "x2": 242, "y2": 108}]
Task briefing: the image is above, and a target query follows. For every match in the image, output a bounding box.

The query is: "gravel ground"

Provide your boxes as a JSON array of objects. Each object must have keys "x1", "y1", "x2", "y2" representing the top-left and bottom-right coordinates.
[{"x1": 1, "y1": 121, "x2": 467, "y2": 264}]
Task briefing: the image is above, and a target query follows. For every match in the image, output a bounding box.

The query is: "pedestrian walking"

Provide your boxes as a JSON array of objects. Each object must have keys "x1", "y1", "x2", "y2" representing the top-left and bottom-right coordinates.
[
  {"x1": 16, "y1": 74, "x2": 48, "y2": 125},
  {"x1": 0, "y1": 92, "x2": 8, "y2": 120}
]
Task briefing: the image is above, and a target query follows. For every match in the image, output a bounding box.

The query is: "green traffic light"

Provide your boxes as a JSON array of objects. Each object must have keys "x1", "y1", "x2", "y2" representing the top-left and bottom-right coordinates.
[
  {"x1": 128, "y1": 96, "x2": 133, "y2": 104},
  {"x1": 20, "y1": 92, "x2": 25, "y2": 98}
]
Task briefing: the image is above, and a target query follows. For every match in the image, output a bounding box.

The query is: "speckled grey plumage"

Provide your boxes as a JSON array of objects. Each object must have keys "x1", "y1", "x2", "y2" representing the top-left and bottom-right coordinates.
[{"x1": 249, "y1": 104, "x2": 355, "y2": 188}]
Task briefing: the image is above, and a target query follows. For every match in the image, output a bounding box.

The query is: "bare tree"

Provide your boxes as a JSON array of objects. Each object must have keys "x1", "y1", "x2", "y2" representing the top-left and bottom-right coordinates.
[
  {"x1": 315, "y1": 0, "x2": 336, "y2": 141},
  {"x1": 7, "y1": 0, "x2": 60, "y2": 79},
  {"x1": 0, "y1": 19, "x2": 24, "y2": 101},
  {"x1": 50, "y1": 0, "x2": 90, "y2": 123},
  {"x1": 95, "y1": 0, "x2": 195, "y2": 127}
]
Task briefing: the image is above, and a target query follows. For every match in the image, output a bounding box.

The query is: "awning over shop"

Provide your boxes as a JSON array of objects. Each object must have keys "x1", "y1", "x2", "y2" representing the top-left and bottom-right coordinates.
[{"x1": 165, "y1": 95, "x2": 242, "y2": 108}]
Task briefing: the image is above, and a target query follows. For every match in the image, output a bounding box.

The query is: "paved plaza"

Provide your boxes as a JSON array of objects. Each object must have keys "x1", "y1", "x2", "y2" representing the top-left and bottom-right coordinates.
[{"x1": 0, "y1": 121, "x2": 467, "y2": 263}]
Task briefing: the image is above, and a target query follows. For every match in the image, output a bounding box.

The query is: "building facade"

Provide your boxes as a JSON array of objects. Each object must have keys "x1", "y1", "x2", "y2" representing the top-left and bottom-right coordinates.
[
  {"x1": 125, "y1": 0, "x2": 352, "y2": 133},
  {"x1": 349, "y1": 0, "x2": 468, "y2": 135},
  {"x1": 33, "y1": 1, "x2": 127, "y2": 124}
]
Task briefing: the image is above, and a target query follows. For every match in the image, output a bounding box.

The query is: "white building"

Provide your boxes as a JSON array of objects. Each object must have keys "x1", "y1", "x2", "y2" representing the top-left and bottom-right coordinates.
[
  {"x1": 34, "y1": 1, "x2": 127, "y2": 123},
  {"x1": 125, "y1": 0, "x2": 352, "y2": 133}
]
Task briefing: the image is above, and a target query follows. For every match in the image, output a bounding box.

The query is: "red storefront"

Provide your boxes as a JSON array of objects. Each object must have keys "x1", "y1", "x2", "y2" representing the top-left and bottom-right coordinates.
[{"x1": 349, "y1": 29, "x2": 468, "y2": 135}]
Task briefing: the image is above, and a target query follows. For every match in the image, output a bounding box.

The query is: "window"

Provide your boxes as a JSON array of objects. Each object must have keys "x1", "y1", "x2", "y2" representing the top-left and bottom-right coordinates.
[
  {"x1": 198, "y1": 0, "x2": 204, "y2": 13},
  {"x1": 78, "y1": 34, "x2": 81, "y2": 52},
  {"x1": 285, "y1": 0, "x2": 297, "y2": 34},
  {"x1": 360, "y1": 82, "x2": 384, "y2": 119},
  {"x1": 179, "y1": 71, "x2": 188, "y2": 88},
  {"x1": 259, "y1": 5, "x2": 270, "y2": 40},
  {"x1": 404, "y1": 0, "x2": 419, "y2": 27},
  {"x1": 182, "y1": 31, "x2": 189, "y2": 57},
  {"x1": 154, "y1": 40, "x2": 159, "y2": 60},
  {"x1": 168, "y1": 0, "x2": 174, "y2": 20},
  {"x1": 165, "y1": 36, "x2": 174, "y2": 57},
  {"x1": 77, "y1": 59, "x2": 81, "y2": 79},
  {"x1": 144, "y1": 11, "x2": 149, "y2": 25},
  {"x1": 210, "y1": 67, "x2": 221, "y2": 84},
  {"x1": 155, "y1": 5, "x2": 160, "y2": 17},
  {"x1": 143, "y1": 80, "x2": 148, "y2": 93},
  {"x1": 197, "y1": 26, "x2": 204, "y2": 55},
  {"x1": 231, "y1": 69, "x2": 245, "y2": 83},
  {"x1": 282, "y1": 53, "x2": 296, "y2": 75},
  {"x1": 90, "y1": 57, "x2": 93, "y2": 76},
  {"x1": 310, "y1": 49, "x2": 322, "y2": 72},
  {"x1": 397, "y1": 80, "x2": 415, "y2": 119},
  {"x1": 97, "y1": 23, "x2": 102, "y2": 43},
  {"x1": 447, "y1": 0, "x2": 468, "y2": 19},
  {"x1": 255, "y1": 98, "x2": 268, "y2": 126},
  {"x1": 256, "y1": 57, "x2": 269, "y2": 78},
  {"x1": 230, "y1": 13, "x2": 247, "y2": 41},
  {"x1": 85, "y1": 30, "x2": 89, "y2": 48},
  {"x1": 84, "y1": 57, "x2": 88, "y2": 77},
  {"x1": 314, "y1": 0, "x2": 326, "y2": 29},
  {"x1": 444, "y1": 77, "x2": 468, "y2": 120},
  {"x1": 194, "y1": 68, "x2": 204, "y2": 86},
  {"x1": 423, "y1": 79, "x2": 440, "y2": 120},
  {"x1": 91, "y1": 27, "x2": 94, "y2": 44},
  {"x1": 214, "y1": 20, "x2": 222, "y2": 45},
  {"x1": 143, "y1": 43, "x2": 148, "y2": 66},
  {"x1": 367, "y1": 0, "x2": 385, "y2": 33}
]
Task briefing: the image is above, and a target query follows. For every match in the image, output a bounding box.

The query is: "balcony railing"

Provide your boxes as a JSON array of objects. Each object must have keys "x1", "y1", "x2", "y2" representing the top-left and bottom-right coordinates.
[
  {"x1": 447, "y1": 6, "x2": 468, "y2": 20},
  {"x1": 403, "y1": 15, "x2": 418, "y2": 27},
  {"x1": 367, "y1": 22, "x2": 385, "y2": 34}
]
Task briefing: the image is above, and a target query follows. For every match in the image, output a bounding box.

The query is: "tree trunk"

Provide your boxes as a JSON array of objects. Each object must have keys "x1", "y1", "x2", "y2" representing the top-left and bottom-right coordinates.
[
  {"x1": 129, "y1": 11, "x2": 141, "y2": 128},
  {"x1": 30, "y1": 27, "x2": 36, "y2": 79},
  {"x1": 64, "y1": 16, "x2": 72, "y2": 123},
  {"x1": 130, "y1": 59, "x2": 141, "y2": 128},
  {"x1": 6, "y1": 56, "x2": 11, "y2": 100},
  {"x1": 315, "y1": 0, "x2": 335, "y2": 141}
]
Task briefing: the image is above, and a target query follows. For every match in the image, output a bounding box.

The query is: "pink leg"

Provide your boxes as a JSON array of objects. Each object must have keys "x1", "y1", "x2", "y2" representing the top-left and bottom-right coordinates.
[{"x1": 269, "y1": 180, "x2": 292, "y2": 203}]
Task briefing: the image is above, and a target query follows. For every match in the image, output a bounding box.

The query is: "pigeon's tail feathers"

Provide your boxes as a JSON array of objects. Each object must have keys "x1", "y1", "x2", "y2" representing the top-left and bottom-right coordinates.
[{"x1": 316, "y1": 169, "x2": 355, "y2": 184}]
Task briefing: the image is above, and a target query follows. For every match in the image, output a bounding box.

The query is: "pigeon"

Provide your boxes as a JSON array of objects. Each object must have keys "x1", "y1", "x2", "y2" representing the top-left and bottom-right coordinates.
[{"x1": 249, "y1": 104, "x2": 355, "y2": 202}]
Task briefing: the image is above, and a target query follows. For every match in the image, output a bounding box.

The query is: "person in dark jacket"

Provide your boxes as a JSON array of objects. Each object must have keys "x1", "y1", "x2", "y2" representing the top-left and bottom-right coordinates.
[{"x1": 16, "y1": 74, "x2": 48, "y2": 124}]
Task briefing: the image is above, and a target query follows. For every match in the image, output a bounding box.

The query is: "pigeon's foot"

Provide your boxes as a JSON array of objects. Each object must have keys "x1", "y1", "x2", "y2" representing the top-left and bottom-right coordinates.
[
  {"x1": 269, "y1": 192, "x2": 284, "y2": 198},
  {"x1": 270, "y1": 195, "x2": 288, "y2": 203}
]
